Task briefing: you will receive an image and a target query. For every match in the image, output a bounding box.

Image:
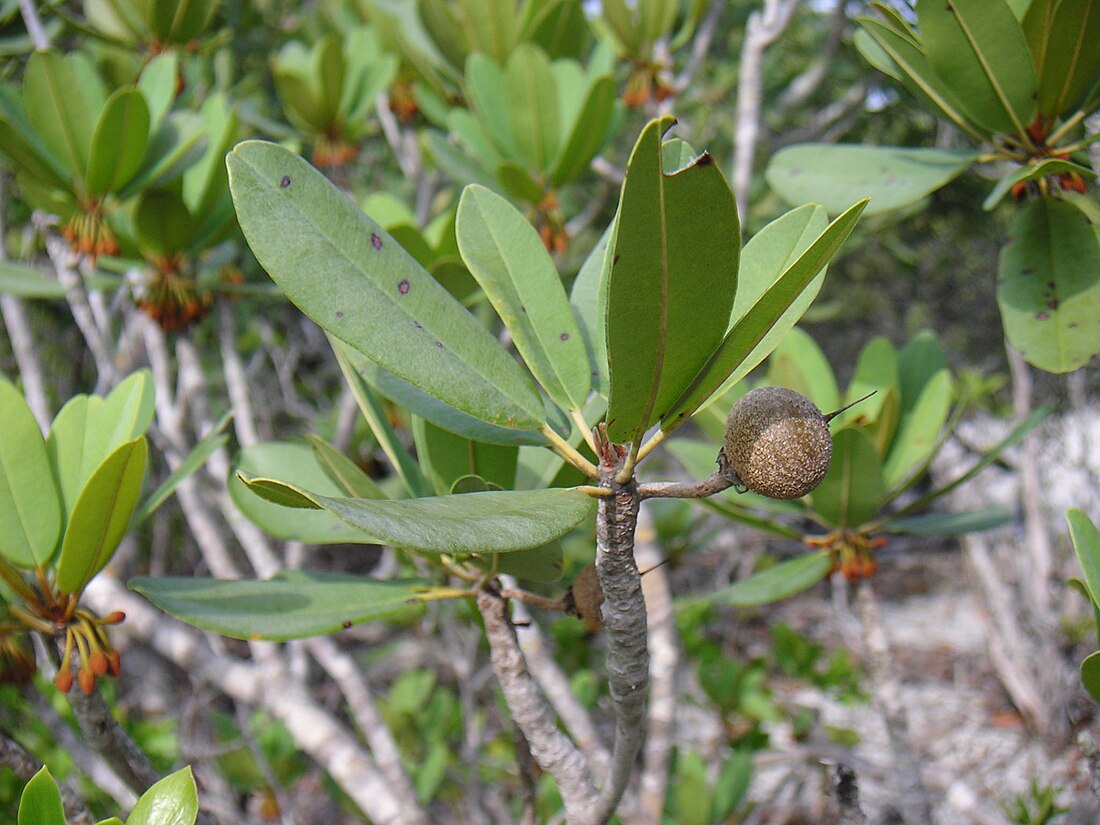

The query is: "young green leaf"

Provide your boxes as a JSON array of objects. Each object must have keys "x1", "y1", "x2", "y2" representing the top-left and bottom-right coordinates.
[
  {"x1": 883, "y1": 368, "x2": 952, "y2": 488},
  {"x1": 124, "y1": 765, "x2": 197, "y2": 825},
  {"x1": 997, "y1": 197, "x2": 1100, "y2": 373},
  {"x1": 570, "y1": 221, "x2": 614, "y2": 396},
  {"x1": 504, "y1": 44, "x2": 560, "y2": 173},
  {"x1": 24, "y1": 51, "x2": 98, "y2": 178},
  {"x1": 683, "y1": 551, "x2": 832, "y2": 607},
  {"x1": 1082, "y1": 651, "x2": 1100, "y2": 705},
  {"x1": 1068, "y1": 509, "x2": 1100, "y2": 609},
  {"x1": 236, "y1": 481, "x2": 596, "y2": 554},
  {"x1": 663, "y1": 199, "x2": 867, "y2": 428},
  {"x1": 306, "y1": 435, "x2": 385, "y2": 499},
  {"x1": 18, "y1": 767, "x2": 66, "y2": 825},
  {"x1": 131, "y1": 571, "x2": 433, "y2": 641},
  {"x1": 56, "y1": 437, "x2": 148, "y2": 595},
  {"x1": 605, "y1": 116, "x2": 740, "y2": 443},
  {"x1": 811, "y1": 428, "x2": 885, "y2": 528},
  {"x1": 0, "y1": 377, "x2": 61, "y2": 568},
  {"x1": 227, "y1": 141, "x2": 546, "y2": 431},
  {"x1": 982, "y1": 158, "x2": 1096, "y2": 211},
  {"x1": 85, "y1": 88, "x2": 150, "y2": 196},
  {"x1": 695, "y1": 205, "x2": 830, "y2": 412},
  {"x1": 766, "y1": 327, "x2": 841, "y2": 415},
  {"x1": 766, "y1": 145, "x2": 980, "y2": 216},
  {"x1": 456, "y1": 184, "x2": 590, "y2": 410}
]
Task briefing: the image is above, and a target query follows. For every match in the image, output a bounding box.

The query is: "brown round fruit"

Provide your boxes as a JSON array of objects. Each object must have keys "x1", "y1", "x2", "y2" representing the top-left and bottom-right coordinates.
[{"x1": 722, "y1": 386, "x2": 832, "y2": 500}]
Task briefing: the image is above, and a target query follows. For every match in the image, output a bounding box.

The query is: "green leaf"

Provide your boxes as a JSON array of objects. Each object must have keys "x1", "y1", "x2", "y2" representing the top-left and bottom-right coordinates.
[
  {"x1": 0, "y1": 260, "x2": 116, "y2": 297},
  {"x1": 695, "y1": 205, "x2": 830, "y2": 412},
  {"x1": 456, "y1": 185, "x2": 589, "y2": 410},
  {"x1": 306, "y1": 435, "x2": 385, "y2": 499},
  {"x1": 893, "y1": 405, "x2": 1048, "y2": 518},
  {"x1": 336, "y1": 338, "x2": 546, "y2": 448},
  {"x1": 0, "y1": 376, "x2": 61, "y2": 568},
  {"x1": 331, "y1": 341, "x2": 434, "y2": 497},
  {"x1": 465, "y1": 53, "x2": 516, "y2": 159},
  {"x1": 663, "y1": 200, "x2": 867, "y2": 429},
  {"x1": 605, "y1": 117, "x2": 740, "y2": 443},
  {"x1": 124, "y1": 766, "x2": 197, "y2": 825},
  {"x1": 230, "y1": 442, "x2": 383, "y2": 544},
  {"x1": 412, "y1": 417, "x2": 518, "y2": 495},
  {"x1": 550, "y1": 74, "x2": 616, "y2": 185},
  {"x1": 18, "y1": 767, "x2": 66, "y2": 825},
  {"x1": 149, "y1": 0, "x2": 217, "y2": 43},
  {"x1": 883, "y1": 368, "x2": 952, "y2": 487},
  {"x1": 131, "y1": 571, "x2": 433, "y2": 641},
  {"x1": 237, "y1": 483, "x2": 596, "y2": 554},
  {"x1": 570, "y1": 221, "x2": 614, "y2": 396},
  {"x1": 883, "y1": 506, "x2": 1012, "y2": 535},
  {"x1": 137, "y1": 52, "x2": 178, "y2": 132},
  {"x1": 0, "y1": 84, "x2": 72, "y2": 190},
  {"x1": 24, "y1": 51, "x2": 98, "y2": 178},
  {"x1": 811, "y1": 428, "x2": 885, "y2": 528},
  {"x1": 858, "y1": 16, "x2": 987, "y2": 138},
  {"x1": 982, "y1": 158, "x2": 1097, "y2": 211},
  {"x1": 997, "y1": 197, "x2": 1100, "y2": 373},
  {"x1": 766, "y1": 326, "x2": 840, "y2": 414},
  {"x1": 1068, "y1": 509, "x2": 1100, "y2": 608},
  {"x1": 504, "y1": 44, "x2": 559, "y2": 173},
  {"x1": 56, "y1": 437, "x2": 147, "y2": 595},
  {"x1": 686, "y1": 552, "x2": 832, "y2": 607},
  {"x1": 85, "y1": 88, "x2": 150, "y2": 196},
  {"x1": 227, "y1": 141, "x2": 546, "y2": 432},
  {"x1": 133, "y1": 411, "x2": 232, "y2": 525},
  {"x1": 917, "y1": 0, "x2": 1037, "y2": 135},
  {"x1": 1024, "y1": 0, "x2": 1100, "y2": 119},
  {"x1": 133, "y1": 189, "x2": 195, "y2": 255},
  {"x1": 766, "y1": 145, "x2": 979, "y2": 216},
  {"x1": 1082, "y1": 651, "x2": 1100, "y2": 704},
  {"x1": 832, "y1": 336, "x2": 898, "y2": 430}
]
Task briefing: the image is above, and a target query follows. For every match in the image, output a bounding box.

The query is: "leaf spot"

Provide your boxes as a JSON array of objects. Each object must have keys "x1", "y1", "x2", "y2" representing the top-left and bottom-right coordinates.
[
  {"x1": 371, "y1": 233, "x2": 383, "y2": 250},
  {"x1": 559, "y1": 332, "x2": 569, "y2": 341},
  {"x1": 342, "y1": 621, "x2": 352, "y2": 629},
  {"x1": 1048, "y1": 299, "x2": 1059, "y2": 310},
  {"x1": 280, "y1": 175, "x2": 291, "y2": 188},
  {"x1": 335, "y1": 311, "x2": 344, "y2": 319},
  {"x1": 398, "y1": 279, "x2": 410, "y2": 295},
  {"x1": 613, "y1": 254, "x2": 621, "y2": 265},
  {"x1": 1036, "y1": 311, "x2": 1050, "y2": 320},
  {"x1": 413, "y1": 320, "x2": 423, "y2": 329},
  {"x1": 435, "y1": 340, "x2": 444, "y2": 348}
]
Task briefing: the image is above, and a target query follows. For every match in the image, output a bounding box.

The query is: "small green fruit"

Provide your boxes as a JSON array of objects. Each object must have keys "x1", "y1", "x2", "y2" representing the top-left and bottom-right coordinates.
[{"x1": 722, "y1": 387, "x2": 832, "y2": 500}]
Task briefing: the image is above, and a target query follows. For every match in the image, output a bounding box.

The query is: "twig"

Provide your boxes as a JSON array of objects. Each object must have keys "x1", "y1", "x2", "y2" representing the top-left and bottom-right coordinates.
[
  {"x1": 475, "y1": 587, "x2": 599, "y2": 821},
  {"x1": 305, "y1": 636, "x2": 427, "y2": 822},
  {"x1": 0, "y1": 725, "x2": 95, "y2": 825},
  {"x1": 638, "y1": 468, "x2": 738, "y2": 500},
  {"x1": 774, "y1": 0, "x2": 849, "y2": 115},
  {"x1": 514, "y1": 725, "x2": 540, "y2": 825},
  {"x1": 509, "y1": 595, "x2": 610, "y2": 775},
  {"x1": 18, "y1": 0, "x2": 50, "y2": 49},
  {"x1": 217, "y1": 301, "x2": 259, "y2": 448},
  {"x1": 732, "y1": 0, "x2": 801, "y2": 221}
]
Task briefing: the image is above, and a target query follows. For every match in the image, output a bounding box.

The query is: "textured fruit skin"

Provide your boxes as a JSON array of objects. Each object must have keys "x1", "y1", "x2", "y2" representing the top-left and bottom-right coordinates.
[{"x1": 722, "y1": 387, "x2": 832, "y2": 500}]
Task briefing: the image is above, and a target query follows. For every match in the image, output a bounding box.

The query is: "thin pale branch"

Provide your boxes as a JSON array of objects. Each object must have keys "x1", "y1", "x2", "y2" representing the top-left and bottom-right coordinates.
[{"x1": 475, "y1": 587, "x2": 599, "y2": 820}]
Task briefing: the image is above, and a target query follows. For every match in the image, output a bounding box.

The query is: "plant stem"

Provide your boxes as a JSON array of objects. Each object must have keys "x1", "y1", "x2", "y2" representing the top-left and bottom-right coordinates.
[
  {"x1": 637, "y1": 467, "x2": 739, "y2": 500},
  {"x1": 589, "y1": 461, "x2": 648, "y2": 824}
]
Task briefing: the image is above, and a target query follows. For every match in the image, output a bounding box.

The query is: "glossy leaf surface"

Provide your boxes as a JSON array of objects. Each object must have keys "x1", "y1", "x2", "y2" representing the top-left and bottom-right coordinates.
[
  {"x1": 132, "y1": 572, "x2": 432, "y2": 641},
  {"x1": 228, "y1": 141, "x2": 546, "y2": 431},
  {"x1": 123, "y1": 766, "x2": 198, "y2": 825},
  {"x1": 605, "y1": 117, "x2": 740, "y2": 442},
  {"x1": 56, "y1": 437, "x2": 147, "y2": 594},
  {"x1": 664, "y1": 200, "x2": 867, "y2": 429},
  {"x1": 0, "y1": 377, "x2": 60, "y2": 567},
  {"x1": 767, "y1": 145, "x2": 978, "y2": 216},
  {"x1": 17, "y1": 767, "x2": 65, "y2": 825},
  {"x1": 917, "y1": 0, "x2": 1036, "y2": 135},
  {"x1": 85, "y1": 88, "x2": 149, "y2": 196},
  {"x1": 1023, "y1": 0, "x2": 1100, "y2": 119},
  {"x1": 997, "y1": 197, "x2": 1100, "y2": 373}
]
